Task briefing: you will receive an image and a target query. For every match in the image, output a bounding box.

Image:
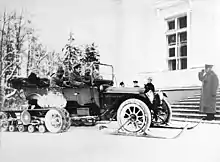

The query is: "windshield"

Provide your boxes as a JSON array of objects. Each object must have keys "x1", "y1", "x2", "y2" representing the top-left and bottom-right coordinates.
[{"x1": 92, "y1": 63, "x2": 114, "y2": 81}]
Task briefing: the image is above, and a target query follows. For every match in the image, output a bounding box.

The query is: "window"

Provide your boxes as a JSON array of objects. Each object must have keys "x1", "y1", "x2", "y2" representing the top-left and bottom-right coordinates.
[{"x1": 166, "y1": 15, "x2": 187, "y2": 71}]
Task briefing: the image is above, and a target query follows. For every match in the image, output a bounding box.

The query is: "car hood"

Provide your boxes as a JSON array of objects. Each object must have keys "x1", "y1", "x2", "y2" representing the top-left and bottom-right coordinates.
[{"x1": 105, "y1": 87, "x2": 145, "y2": 94}]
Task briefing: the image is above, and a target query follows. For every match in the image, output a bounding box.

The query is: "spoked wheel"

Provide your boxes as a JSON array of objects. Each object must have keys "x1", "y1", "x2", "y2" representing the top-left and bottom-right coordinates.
[
  {"x1": 45, "y1": 108, "x2": 64, "y2": 133},
  {"x1": 0, "y1": 112, "x2": 9, "y2": 132},
  {"x1": 155, "y1": 99, "x2": 172, "y2": 125},
  {"x1": 117, "y1": 98, "x2": 151, "y2": 133}
]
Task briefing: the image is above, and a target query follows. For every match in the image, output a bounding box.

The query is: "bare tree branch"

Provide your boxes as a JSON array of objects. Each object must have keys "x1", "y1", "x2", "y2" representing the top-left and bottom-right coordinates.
[
  {"x1": 4, "y1": 88, "x2": 16, "y2": 99},
  {"x1": 0, "y1": 62, "x2": 14, "y2": 77}
]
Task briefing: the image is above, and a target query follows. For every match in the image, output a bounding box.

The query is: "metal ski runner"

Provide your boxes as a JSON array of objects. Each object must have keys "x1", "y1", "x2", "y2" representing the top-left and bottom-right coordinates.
[
  {"x1": 102, "y1": 117, "x2": 204, "y2": 139},
  {"x1": 151, "y1": 118, "x2": 204, "y2": 130},
  {"x1": 110, "y1": 125, "x2": 189, "y2": 139}
]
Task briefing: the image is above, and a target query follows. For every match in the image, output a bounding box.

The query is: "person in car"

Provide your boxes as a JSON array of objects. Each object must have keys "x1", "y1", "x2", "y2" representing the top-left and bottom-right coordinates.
[
  {"x1": 119, "y1": 81, "x2": 125, "y2": 87},
  {"x1": 50, "y1": 66, "x2": 66, "y2": 87},
  {"x1": 144, "y1": 77, "x2": 160, "y2": 122},
  {"x1": 92, "y1": 65, "x2": 103, "y2": 80},
  {"x1": 144, "y1": 77, "x2": 155, "y2": 93},
  {"x1": 133, "y1": 80, "x2": 139, "y2": 87},
  {"x1": 69, "y1": 63, "x2": 85, "y2": 87},
  {"x1": 83, "y1": 68, "x2": 92, "y2": 86}
]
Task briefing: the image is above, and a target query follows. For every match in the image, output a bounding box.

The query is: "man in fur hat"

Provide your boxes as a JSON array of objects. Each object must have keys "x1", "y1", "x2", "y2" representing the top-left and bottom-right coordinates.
[
  {"x1": 198, "y1": 64, "x2": 219, "y2": 120},
  {"x1": 69, "y1": 63, "x2": 85, "y2": 87}
]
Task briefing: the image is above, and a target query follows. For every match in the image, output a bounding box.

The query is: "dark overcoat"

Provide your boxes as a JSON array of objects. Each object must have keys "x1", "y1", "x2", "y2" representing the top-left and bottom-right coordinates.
[
  {"x1": 198, "y1": 70, "x2": 219, "y2": 113},
  {"x1": 69, "y1": 71, "x2": 84, "y2": 87}
]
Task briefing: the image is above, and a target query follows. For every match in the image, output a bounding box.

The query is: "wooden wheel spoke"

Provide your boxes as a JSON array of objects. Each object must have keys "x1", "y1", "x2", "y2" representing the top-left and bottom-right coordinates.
[{"x1": 135, "y1": 109, "x2": 141, "y2": 115}]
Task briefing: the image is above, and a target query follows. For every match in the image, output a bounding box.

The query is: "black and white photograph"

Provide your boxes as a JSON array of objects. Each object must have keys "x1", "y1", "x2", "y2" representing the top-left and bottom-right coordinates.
[{"x1": 0, "y1": 0, "x2": 220, "y2": 162}]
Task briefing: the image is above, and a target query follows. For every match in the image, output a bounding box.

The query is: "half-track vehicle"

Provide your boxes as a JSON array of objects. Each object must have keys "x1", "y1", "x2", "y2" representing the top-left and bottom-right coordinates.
[{"x1": 0, "y1": 63, "x2": 172, "y2": 134}]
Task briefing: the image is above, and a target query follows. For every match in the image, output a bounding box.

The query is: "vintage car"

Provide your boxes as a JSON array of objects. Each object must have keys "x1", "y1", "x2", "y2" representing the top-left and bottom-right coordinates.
[{"x1": 0, "y1": 63, "x2": 172, "y2": 134}]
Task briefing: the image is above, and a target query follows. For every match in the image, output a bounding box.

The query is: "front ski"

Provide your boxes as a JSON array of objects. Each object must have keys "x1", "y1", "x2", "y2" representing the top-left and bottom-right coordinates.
[
  {"x1": 109, "y1": 123, "x2": 189, "y2": 139},
  {"x1": 151, "y1": 119, "x2": 202, "y2": 130}
]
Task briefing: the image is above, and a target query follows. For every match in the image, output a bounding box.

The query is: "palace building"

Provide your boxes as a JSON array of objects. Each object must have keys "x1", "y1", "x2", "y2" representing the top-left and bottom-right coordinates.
[{"x1": 106, "y1": 0, "x2": 220, "y2": 89}]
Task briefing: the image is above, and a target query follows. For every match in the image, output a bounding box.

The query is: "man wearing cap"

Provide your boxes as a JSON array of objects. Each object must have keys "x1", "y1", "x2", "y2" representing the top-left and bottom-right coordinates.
[
  {"x1": 69, "y1": 63, "x2": 85, "y2": 87},
  {"x1": 144, "y1": 77, "x2": 159, "y2": 121},
  {"x1": 50, "y1": 66, "x2": 66, "y2": 87},
  {"x1": 133, "y1": 80, "x2": 139, "y2": 87},
  {"x1": 83, "y1": 68, "x2": 92, "y2": 86},
  {"x1": 198, "y1": 64, "x2": 219, "y2": 120},
  {"x1": 144, "y1": 77, "x2": 155, "y2": 93},
  {"x1": 119, "y1": 81, "x2": 125, "y2": 87}
]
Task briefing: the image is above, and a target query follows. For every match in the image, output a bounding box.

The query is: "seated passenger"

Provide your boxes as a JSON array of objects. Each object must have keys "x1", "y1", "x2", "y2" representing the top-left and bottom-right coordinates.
[
  {"x1": 133, "y1": 80, "x2": 140, "y2": 87},
  {"x1": 28, "y1": 72, "x2": 40, "y2": 85},
  {"x1": 144, "y1": 77, "x2": 155, "y2": 93},
  {"x1": 69, "y1": 63, "x2": 85, "y2": 87},
  {"x1": 144, "y1": 77, "x2": 160, "y2": 122},
  {"x1": 92, "y1": 65, "x2": 103, "y2": 80},
  {"x1": 83, "y1": 68, "x2": 92, "y2": 86},
  {"x1": 50, "y1": 66, "x2": 66, "y2": 87},
  {"x1": 119, "y1": 81, "x2": 125, "y2": 87}
]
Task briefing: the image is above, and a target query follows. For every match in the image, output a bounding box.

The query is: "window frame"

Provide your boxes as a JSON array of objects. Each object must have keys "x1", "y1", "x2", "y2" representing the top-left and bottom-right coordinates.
[{"x1": 165, "y1": 13, "x2": 188, "y2": 71}]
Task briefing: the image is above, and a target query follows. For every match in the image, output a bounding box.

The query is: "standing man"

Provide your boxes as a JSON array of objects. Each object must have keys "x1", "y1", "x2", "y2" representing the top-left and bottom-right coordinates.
[{"x1": 198, "y1": 64, "x2": 219, "y2": 120}]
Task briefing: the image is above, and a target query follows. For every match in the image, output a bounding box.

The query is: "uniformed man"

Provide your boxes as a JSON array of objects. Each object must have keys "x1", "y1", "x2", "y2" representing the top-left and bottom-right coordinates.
[
  {"x1": 83, "y1": 68, "x2": 92, "y2": 86},
  {"x1": 50, "y1": 66, "x2": 65, "y2": 87},
  {"x1": 119, "y1": 81, "x2": 125, "y2": 87},
  {"x1": 92, "y1": 65, "x2": 103, "y2": 80},
  {"x1": 144, "y1": 77, "x2": 160, "y2": 122},
  {"x1": 144, "y1": 77, "x2": 155, "y2": 93},
  {"x1": 133, "y1": 80, "x2": 139, "y2": 87},
  {"x1": 69, "y1": 63, "x2": 85, "y2": 87},
  {"x1": 198, "y1": 64, "x2": 219, "y2": 120}
]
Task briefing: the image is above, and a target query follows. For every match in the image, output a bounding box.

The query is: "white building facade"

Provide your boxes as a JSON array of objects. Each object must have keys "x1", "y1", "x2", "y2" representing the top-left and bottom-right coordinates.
[{"x1": 108, "y1": 0, "x2": 220, "y2": 89}]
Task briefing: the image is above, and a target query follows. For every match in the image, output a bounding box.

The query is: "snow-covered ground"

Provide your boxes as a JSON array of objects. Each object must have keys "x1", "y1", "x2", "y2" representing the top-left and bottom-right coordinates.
[{"x1": 0, "y1": 121, "x2": 220, "y2": 162}]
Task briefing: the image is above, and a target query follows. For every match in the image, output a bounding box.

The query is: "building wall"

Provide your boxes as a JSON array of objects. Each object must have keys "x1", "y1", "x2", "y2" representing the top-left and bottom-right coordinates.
[{"x1": 115, "y1": 0, "x2": 220, "y2": 89}]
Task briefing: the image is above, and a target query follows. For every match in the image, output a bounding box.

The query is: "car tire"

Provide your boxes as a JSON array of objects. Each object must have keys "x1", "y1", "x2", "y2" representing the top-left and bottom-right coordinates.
[{"x1": 117, "y1": 98, "x2": 151, "y2": 133}]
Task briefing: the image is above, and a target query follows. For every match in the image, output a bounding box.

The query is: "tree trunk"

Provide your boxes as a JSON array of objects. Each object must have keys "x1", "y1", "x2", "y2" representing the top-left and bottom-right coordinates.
[{"x1": 0, "y1": 11, "x2": 6, "y2": 111}]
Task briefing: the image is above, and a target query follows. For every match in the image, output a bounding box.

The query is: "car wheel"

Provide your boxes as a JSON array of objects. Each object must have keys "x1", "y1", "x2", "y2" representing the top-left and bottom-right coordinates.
[
  {"x1": 156, "y1": 98, "x2": 172, "y2": 124},
  {"x1": 117, "y1": 98, "x2": 151, "y2": 133}
]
